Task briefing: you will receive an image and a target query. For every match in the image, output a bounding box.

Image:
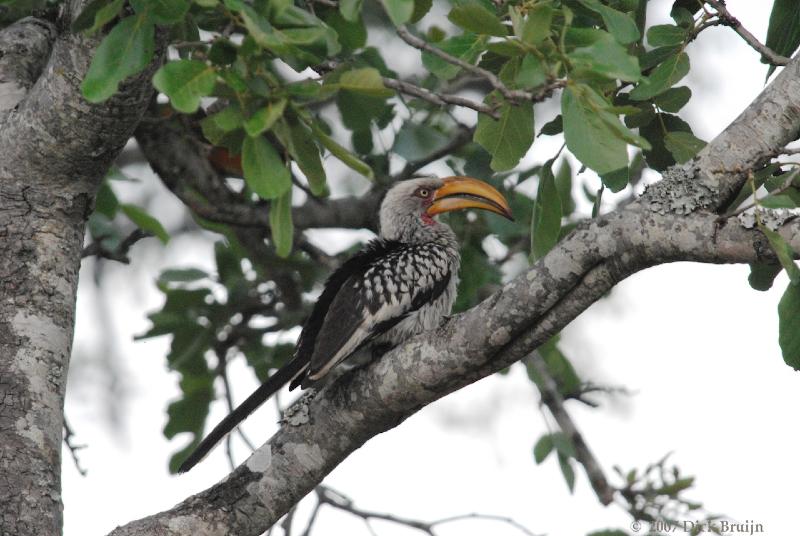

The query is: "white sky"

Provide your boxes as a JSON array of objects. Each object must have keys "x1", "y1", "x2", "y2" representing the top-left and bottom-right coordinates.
[{"x1": 62, "y1": 2, "x2": 799, "y2": 535}]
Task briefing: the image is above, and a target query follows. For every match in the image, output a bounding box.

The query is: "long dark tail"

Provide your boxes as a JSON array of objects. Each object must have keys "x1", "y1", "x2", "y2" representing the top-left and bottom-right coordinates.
[{"x1": 178, "y1": 356, "x2": 309, "y2": 473}]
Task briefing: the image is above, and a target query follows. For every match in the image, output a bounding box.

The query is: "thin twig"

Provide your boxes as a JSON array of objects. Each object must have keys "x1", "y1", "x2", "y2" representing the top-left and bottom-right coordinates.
[
  {"x1": 382, "y1": 77, "x2": 500, "y2": 119},
  {"x1": 526, "y1": 352, "x2": 616, "y2": 506},
  {"x1": 396, "y1": 26, "x2": 565, "y2": 103},
  {"x1": 81, "y1": 228, "x2": 152, "y2": 263},
  {"x1": 63, "y1": 416, "x2": 88, "y2": 476},
  {"x1": 313, "y1": 485, "x2": 540, "y2": 536},
  {"x1": 705, "y1": 0, "x2": 790, "y2": 66}
]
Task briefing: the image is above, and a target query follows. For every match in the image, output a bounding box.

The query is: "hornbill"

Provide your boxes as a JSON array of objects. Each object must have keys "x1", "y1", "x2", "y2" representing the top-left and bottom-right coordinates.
[{"x1": 179, "y1": 176, "x2": 513, "y2": 472}]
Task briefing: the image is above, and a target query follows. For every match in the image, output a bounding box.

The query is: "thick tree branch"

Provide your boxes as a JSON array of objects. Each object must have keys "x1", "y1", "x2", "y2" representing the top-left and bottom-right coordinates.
[
  {"x1": 643, "y1": 52, "x2": 800, "y2": 212},
  {"x1": 108, "y1": 208, "x2": 800, "y2": 536},
  {"x1": 0, "y1": 5, "x2": 163, "y2": 535},
  {"x1": 108, "y1": 54, "x2": 800, "y2": 536},
  {"x1": 0, "y1": 17, "x2": 56, "y2": 120}
]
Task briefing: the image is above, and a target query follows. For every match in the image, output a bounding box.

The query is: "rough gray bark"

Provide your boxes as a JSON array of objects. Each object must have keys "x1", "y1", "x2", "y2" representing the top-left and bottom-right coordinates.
[
  {"x1": 107, "y1": 56, "x2": 800, "y2": 536},
  {"x1": 0, "y1": 9, "x2": 161, "y2": 536}
]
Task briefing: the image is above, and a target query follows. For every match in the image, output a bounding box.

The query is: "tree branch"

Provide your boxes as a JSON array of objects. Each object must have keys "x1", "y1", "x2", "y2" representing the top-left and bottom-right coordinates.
[
  {"x1": 0, "y1": 17, "x2": 56, "y2": 120},
  {"x1": 0, "y1": 5, "x2": 164, "y2": 536},
  {"x1": 313, "y1": 485, "x2": 541, "y2": 536},
  {"x1": 382, "y1": 77, "x2": 500, "y2": 119},
  {"x1": 526, "y1": 353, "x2": 614, "y2": 506},
  {"x1": 107, "y1": 54, "x2": 800, "y2": 536},
  {"x1": 396, "y1": 26, "x2": 565, "y2": 104},
  {"x1": 704, "y1": 0, "x2": 790, "y2": 66}
]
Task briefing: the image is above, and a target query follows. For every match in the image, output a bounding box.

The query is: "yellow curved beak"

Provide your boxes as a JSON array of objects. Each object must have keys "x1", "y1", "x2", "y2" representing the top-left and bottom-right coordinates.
[{"x1": 427, "y1": 176, "x2": 514, "y2": 220}]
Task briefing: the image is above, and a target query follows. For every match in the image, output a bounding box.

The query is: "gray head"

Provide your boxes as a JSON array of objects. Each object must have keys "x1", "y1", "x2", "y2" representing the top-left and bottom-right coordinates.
[{"x1": 379, "y1": 176, "x2": 513, "y2": 244}]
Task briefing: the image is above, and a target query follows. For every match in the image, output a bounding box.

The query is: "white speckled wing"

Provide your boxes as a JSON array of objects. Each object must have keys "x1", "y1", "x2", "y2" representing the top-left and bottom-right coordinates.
[{"x1": 307, "y1": 242, "x2": 457, "y2": 381}]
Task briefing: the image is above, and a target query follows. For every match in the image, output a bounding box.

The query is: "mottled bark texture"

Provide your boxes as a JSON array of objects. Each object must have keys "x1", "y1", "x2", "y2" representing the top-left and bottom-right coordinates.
[
  {"x1": 0, "y1": 7, "x2": 161, "y2": 536},
  {"x1": 108, "y1": 56, "x2": 800, "y2": 536}
]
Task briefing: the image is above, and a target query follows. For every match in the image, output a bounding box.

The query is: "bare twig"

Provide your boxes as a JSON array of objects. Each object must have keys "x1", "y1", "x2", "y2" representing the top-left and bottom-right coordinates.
[
  {"x1": 396, "y1": 26, "x2": 565, "y2": 103},
  {"x1": 63, "y1": 417, "x2": 87, "y2": 477},
  {"x1": 382, "y1": 77, "x2": 500, "y2": 119},
  {"x1": 526, "y1": 352, "x2": 615, "y2": 506},
  {"x1": 705, "y1": 0, "x2": 790, "y2": 66},
  {"x1": 81, "y1": 228, "x2": 152, "y2": 263},
  {"x1": 313, "y1": 485, "x2": 540, "y2": 536}
]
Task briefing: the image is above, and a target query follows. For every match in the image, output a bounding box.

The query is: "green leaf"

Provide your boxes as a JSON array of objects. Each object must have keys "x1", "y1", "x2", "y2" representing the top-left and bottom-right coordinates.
[
  {"x1": 646, "y1": 24, "x2": 686, "y2": 47},
  {"x1": 568, "y1": 30, "x2": 641, "y2": 82},
  {"x1": 269, "y1": 188, "x2": 294, "y2": 258},
  {"x1": 448, "y1": 3, "x2": 506, "y2": 37},
  {"x1": 81, "y1": 14, "x2": 155, "y2": 102},
  {"x1": 72, "y1": 0, "x2": 125, "y2": 34},
  {"x1": 540, "y1": 115, "x2": 562, "y2": 135},
  {"x1": 664, "y1": 131, "x2": 705, "y2": 163},
  {"x1": 758, "y1": 223, "x2": 800, "y2": 284},
  {"x1": 339, "y1": 0, "x2": 363, "y2": 22},
  {"x1": 766, "y1": 0, "x2": 800, "y2": 77},
  {"x1": 208, "y1": 39, "x2": 238, "y2": 65},
  {"x1": 555, "y1": 159, "x2": 575, "y2": 215},
  {"x1": 531, "y1": 164, "x2": 562, "y2": 260},
  {"x1": 411, "y1": 0, "x2": 432, "y2": 23},
  {"x1": 653, "y1": 86, "x2": 691, "y2": 112},
  {"x1": 474, "y1": 98, "x2": 534, "y2": 172},
  {"x1": 130, "y1": 0, "x2": 189, "y2": 24},
  {"x1": 513, "y1": 4, "x2": 554, "y2": 45},
  {"x1": 95, "y1": 181, "x2": 119, "y2": 218},
  {"x1": 562, "y1": 84, "x2": 628, "y2": 191},
  {"x1": 422, "y1": 33, "x2": 487, "y2": 80},
  {"x1": 576, "y1": 0, "x2": 640, "y2": 44},
  {"x1": 638, "y1": 113, "x2": 692, "y2": 171},
  {"x1": 276, "y1": 119, "x2": 328, "y2": 196},
  {"x1": 325, "y1": 9, "x2": 367, "y2": 52},
  {"x1": 120, "y1": 203, "x2": 169, "y2": 243},
  {"x1": 159, "y1": 268, "x2": 209, "y2": 283},
  {"x1": 629, "y1": 52, "x2": 689, "y2": 101},
  {"x1": 516, "y1": 54, "x2": 547, "y2": 88},
  {"x1": 244, "y1": 99, "x2": 287, "y2": 137},
  {"x1": 748, "y1": 262, "x2": 782, "y2": 292},
  {"x1": 779, "y1": 281, "x2": 800, "y2": 369},
  {"x1": 533, "y1": 434, "x2": 554, "y2": 464},
  {"x1": 242, "y1": 136, "x2": 292, "y2": 199},
  {"x1": 558, "y1": 453, "x2": 576, "y2": 492},
  {"x1": 338, "y1": 67, "x2": 394, "y2": 97},
  {"x1": 393, "y1": 122, "x2": 449, "y2": 161},
  {"x1": 552, "y1": 432, "x2": 576, "y2": 458},
  {"x1": 381, "y1": 0, "x2": 414, "y2": 26},
  {"x1": 309, "y1": 120, "x2": 375, "y2": 180},
  {"x1": 153, "y1": 60, "x2": 216, "y2": 113}
]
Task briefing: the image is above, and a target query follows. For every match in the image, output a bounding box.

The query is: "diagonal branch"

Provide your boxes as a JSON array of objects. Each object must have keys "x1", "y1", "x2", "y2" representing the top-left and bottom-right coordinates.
[
  {"x1": 107, "y1": 55, "x2": 800, "y2": 536},
  {"x1": 382, "y1": 77, "x2": 500, "y2": 119},
  {"x1": 526, "y1": 352, "x2": 614, "y2": 505},
  {"x1": 704, "y1": 0, "x2": 790, "y2": 66}
]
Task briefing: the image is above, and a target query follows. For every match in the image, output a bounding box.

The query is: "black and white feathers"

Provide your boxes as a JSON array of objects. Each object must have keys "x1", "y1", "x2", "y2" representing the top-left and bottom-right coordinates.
[{"x1": 178, "y1": 176, "x2": 511, "y2": 473}]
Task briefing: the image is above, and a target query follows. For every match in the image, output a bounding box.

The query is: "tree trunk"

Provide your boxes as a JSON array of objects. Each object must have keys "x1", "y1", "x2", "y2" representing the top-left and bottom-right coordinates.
[{"x1": 0, "y1": 10, "x2": 161, "y2": 535}]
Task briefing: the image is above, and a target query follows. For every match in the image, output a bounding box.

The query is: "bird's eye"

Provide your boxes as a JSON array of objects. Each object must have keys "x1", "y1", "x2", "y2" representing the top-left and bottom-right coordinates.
[{"x1": 416, "y1": 188, "x2": 430, "y2": 198}]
